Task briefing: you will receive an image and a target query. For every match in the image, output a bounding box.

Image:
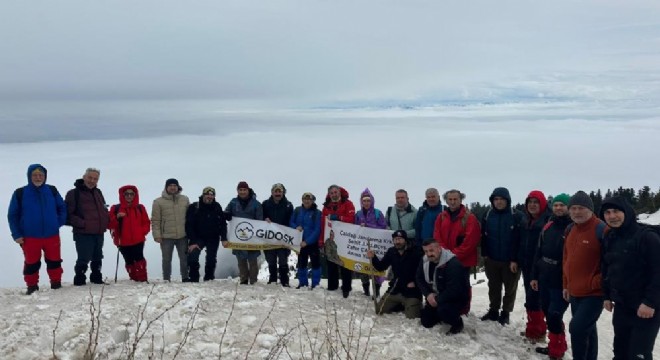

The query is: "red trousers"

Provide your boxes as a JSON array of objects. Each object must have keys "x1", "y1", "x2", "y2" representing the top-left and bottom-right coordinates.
[{"x1": 22, "y1": 235, "x2": 63, "y2": 286}]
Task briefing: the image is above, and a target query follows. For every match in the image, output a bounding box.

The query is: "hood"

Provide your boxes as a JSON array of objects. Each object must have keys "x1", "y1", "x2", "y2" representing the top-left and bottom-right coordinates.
[
  {"x1": 359, "y1": 188, "x2": 375, "y2": 210},
  {"x1": 526, "y1": 190, "x2": 548, "y2": 217},
  {"x1": 437, "y1": 248, "x2": 456, "y2": 267},
  {"x1": 324, "y1": 186, "x2": 350, "y2": 206},
  {"x1": 26, "y1": 163, "x2": 47, "y2": 187},
  {"x1": 118, "y1": 185, "x2": 140, "y2": 207},
  {"x1": 489, "y1": 187, "x2": 511, "y2": 208},
  {"x1": 599, "y1": 196, "x2": 636, "y2": 231}
]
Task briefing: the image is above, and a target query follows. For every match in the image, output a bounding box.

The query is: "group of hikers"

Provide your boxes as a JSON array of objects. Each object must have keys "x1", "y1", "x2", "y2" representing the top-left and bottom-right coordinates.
[{"x1": 7, "y1": 163, "x2": 660, "y2": 360}]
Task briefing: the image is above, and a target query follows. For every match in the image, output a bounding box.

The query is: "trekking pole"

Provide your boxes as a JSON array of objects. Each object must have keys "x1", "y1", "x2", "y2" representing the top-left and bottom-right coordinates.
[
  {"x1": 114, "y1": 247, "x2": 120, "y2": 283},
  {"x1": 366, "y1": 239, "x2": 379, "y2": 313}
]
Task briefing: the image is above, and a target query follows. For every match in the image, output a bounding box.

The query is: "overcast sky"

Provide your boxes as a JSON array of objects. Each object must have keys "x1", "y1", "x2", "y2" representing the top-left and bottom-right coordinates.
[{"x1": 1, "y1": 0, "x2": 659, "y2": 105}]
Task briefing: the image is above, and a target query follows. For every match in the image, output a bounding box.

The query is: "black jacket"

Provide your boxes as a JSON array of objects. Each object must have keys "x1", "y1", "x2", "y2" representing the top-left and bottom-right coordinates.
[
  {"x1": 600, "y1": 196, "x2": 660, "y2": 312},
  {"x1": 519, "y1": 207, "x2": 552, "y2": 269},
  {"x1": 262, "y1": 196, "x2": 294, "y2": 226},
  {"x1": 371, "y1": 244, "x2": 423, "y2": 298},
  {"x1": 415, "y1": 254, "x2": 470, "y2": 307},
  {"x1": 531, "y1": 214, "x2": 572, "y2": 289},
  {"x1": 185, "y1": 198, "x2": 228, "y2": 245}
]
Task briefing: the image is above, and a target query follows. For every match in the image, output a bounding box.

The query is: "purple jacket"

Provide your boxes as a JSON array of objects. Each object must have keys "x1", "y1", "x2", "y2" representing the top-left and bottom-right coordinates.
[{"x1": 354, "y1": 188, "x2": 387, "y2": 229}]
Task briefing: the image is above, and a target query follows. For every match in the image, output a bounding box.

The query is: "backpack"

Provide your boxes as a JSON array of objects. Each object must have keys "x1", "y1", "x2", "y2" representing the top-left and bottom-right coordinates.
[
  {"x1": 563, "y1": 221, "x2": 607, "y2": 246},
  {"x1": 482, "y1": 207, "x2": 521, "y2": 236},
  {"x1": 14, "y1": 185, "x2": 59, "y2": 216}
]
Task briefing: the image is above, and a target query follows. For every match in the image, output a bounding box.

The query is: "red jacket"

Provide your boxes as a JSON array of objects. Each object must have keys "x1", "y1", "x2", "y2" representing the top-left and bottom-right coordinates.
[
  {"x1": 108, "y1": 185, "x2": 151, "y2": 247},
  {"x1": 562, "y1": 215, "x2": 606, "y2": 297},
  {"x1": 319, "y1": 187, "x2": 355, "y2": 247},
  {"x1": 433, "y1": 205, "x2": 480, "y2": 267}
]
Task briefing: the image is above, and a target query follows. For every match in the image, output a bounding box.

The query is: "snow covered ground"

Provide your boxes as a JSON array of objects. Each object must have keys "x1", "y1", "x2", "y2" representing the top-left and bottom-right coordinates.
[{"x1": 1, "y1": 254, "x2": 657, "y2": 360}]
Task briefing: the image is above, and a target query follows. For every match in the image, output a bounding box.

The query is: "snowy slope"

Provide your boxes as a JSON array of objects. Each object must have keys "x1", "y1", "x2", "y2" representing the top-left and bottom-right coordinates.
[
  {"x1": 0, "y1": 267, "x2": 655, "y2": 360},
  {"x1": 639, "y1": 209, "x2": 660, "y2": 225}
]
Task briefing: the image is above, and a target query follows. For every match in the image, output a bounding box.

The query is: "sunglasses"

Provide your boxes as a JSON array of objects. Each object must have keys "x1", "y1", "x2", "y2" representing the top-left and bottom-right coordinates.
[{"x1": 124, "y1": 192, "x2": 135, "y2": 196}]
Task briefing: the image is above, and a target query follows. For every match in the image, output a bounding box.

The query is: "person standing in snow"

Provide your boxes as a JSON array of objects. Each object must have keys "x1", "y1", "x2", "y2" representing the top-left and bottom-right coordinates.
[
  {"x1": 354, "y1": 188, "x2": 387, "y2": 297},
  {"x1": 320, "y1": 184, "x2": 356, "y2": 298},
  {"x1": 562, "y1": 191, "x2": 606, "y2": 360},
  {"x1": 414, "y1": 188, "x2": 443, "y2": 247},
  {"x1": 386, "y1": 189, "x2": 417, "y2": 240},
  {"x1": 480, "y1": 187, "x2": 523, "y2": 325},
  {"x1": 262, "y1": 183, "x2": 294, "y2": 286},
  {"x1": 7, "y1": 164, "x2": 67, "y2": 295},
  {"x1": 65, "y1": 168, "x2": 110, "y2": 286},
  {"x1": 224, "y1": 181, "x2": 263, "y2": 285},
  {"x1": 433, "y1": 189, "x2": 480, "y2": 315},
  {"x1": 416, "y1": 239, "x2": 470, "y2": 334},
  {"x1": 290, "y1": 192, "x2": 322, "y2": 289},
  {"x1": 185, "y1": 186, "x2": 228, "y2": 282},
  {"x1": 108, "y1": 185, "x2": 150, "y2": 282},
  {"x1": 367, "y1": 230, "x2": 423, "y2": 318},
  {"x1": 519, "y1": 190, "x2": 552, "y2": 342},
  {"x1": 600, "y1": 196, "x2": 660, "y2": 360},
  {"x1": 152, "y1": 178, "x2": 190, "y2": 282},
  {"x1": 530, "y1": 194, "x2": 572, "y2": 360}
]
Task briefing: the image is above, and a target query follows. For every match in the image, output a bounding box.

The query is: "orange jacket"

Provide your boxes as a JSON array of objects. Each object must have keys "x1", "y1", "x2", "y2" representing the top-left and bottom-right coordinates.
[{"x1": 562, "y1": 215, "x2": 606, "y2": 297}]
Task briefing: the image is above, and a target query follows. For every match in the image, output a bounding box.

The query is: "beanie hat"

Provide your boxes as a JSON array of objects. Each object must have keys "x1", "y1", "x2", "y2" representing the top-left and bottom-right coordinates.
[
  {"x1": 165, "y1": 178, "x2": 182, "y2": 191},
  {"x1": 392, "y1": 230, "x2": 408, "y2": 241},
  {"x1": 271, "y1": 183, "x2": 286, "y2": 194},
  {"x1": 202, "y1": 186, "x2": 216, "y2": 196},
  {"x1": 568, "y1": 191, "x2": 594, "y2": 212},
  {"x1": 552, "y1": 193, "x2": 571, "y2": 206},
  {"x1": 237, "y1": 181, "x2": 249, "y2": 190},
  {"x1": 302, "y1": 192, "x2": 316, "y2": 201}
]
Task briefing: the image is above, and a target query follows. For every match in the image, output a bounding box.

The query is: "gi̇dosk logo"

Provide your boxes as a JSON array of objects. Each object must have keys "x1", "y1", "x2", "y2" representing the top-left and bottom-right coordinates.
[
  {"x1": 353, "y1": 263, "x2": 363, "y2": 271},
  {"x1": 235, "y1": 222, "x2": 254, "y2": 241}
]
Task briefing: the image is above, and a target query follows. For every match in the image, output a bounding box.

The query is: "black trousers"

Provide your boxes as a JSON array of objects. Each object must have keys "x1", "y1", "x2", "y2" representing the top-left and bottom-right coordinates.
[
  {"x1": 264, "y1": 248, "x2": 291, "y2": 283},
  {"x1": 326, "y1": 260, "x2": 353, "y2": 291},
  {"x1": 297, "y1": 244, "x2": 320, "y2": 269},
  {"x1": 420, "y1": 301, "x2": 462, "y2": 328},
  {"x1": 612, "y1": 305, "x2": 660, "y2": 360},
  {"x1": 119, "y1": 242, "x2": 145, "y2": 266}
]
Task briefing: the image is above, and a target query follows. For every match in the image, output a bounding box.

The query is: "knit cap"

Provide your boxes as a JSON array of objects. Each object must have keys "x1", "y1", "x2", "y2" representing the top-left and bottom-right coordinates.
[
  {"x1": 165, "y1": 178, "x2": 179, "y2": 188},
  {"x1": 302, "y1": 192, "x2": 316, "y2": 201},
  {"x1": 552, "y1": 193, "x2": 571, "y2": 206},
  {"x1": 202, "y1": 186, "x2": 216, "y2": 196},
  {"x1": 237, "y1": 181, "x2": 249, "y2": 190},
  {"x1": 568, "y1": 191, "x2": 594, "y2": 212},
  {"x1": 271, "y1": 183, "x2": 286, "y2": 194}
]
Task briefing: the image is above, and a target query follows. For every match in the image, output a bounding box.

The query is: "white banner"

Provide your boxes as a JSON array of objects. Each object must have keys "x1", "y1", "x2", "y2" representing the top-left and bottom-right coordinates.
[
  {"x1": 227, "y1": 218, "x2": 303, "y2": 252},
  {"x1": 323, "y1": 219, "x2": 393, "y2": 276}
]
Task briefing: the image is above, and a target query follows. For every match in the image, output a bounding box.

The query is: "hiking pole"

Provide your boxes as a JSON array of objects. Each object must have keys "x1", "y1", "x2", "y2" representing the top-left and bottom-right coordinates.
[
  {"x1": 366, "y1": 239, "x2": 379, "y2": 313},
  {"x1": 114, "y1": 247, "x2": 120, "y2": 283}
]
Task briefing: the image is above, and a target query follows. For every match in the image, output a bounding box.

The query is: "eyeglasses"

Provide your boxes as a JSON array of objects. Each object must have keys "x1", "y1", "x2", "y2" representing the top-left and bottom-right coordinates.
[{"x1": 124, "y1": 192, "x2": 135, "y2": 196}]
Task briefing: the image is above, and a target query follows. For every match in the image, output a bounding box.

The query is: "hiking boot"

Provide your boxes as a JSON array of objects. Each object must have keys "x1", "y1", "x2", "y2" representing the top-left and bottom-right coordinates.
[
  {"x1": 480, "y1": 309, "x2": 499, "y2": 321},
  {"x1": 296, "y1": 284, "x2": 307, "y2": 289},
  {"x1": 498, "y1": 310, "x2": 510, "y2": 325},
  {"x1": 342, "y1": 289, "x2": 350, "y2": 298},
  {"x1": 26, "y1": 285, "x2": 39, "y2": 295},
  {"x1": 446, "y1": 318, "x2": 464, "y2": 335},
  {"x1": 362, "y1": 283, "x2": 370, "y2": 296},
  {"x1": 50, "y1": 282, "x2": 62, "y2": 290},
  {"x1": 536, "y1": 347, "x2": 549, "y2": 355}
]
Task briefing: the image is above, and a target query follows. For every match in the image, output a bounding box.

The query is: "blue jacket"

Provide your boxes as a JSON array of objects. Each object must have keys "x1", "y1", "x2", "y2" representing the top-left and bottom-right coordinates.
[
  {"x1": 289, "y1": 204, "x2": 322, "y2": 246},
  {"x1": 480, "y1": 187, "x2": 522, "y2": 262},
  {"x1": 8, "y1": 164, "x2": 67, "y2": 240},
  {"x1": 415, "y1": 200, "x2": 443, "y2": 246}
]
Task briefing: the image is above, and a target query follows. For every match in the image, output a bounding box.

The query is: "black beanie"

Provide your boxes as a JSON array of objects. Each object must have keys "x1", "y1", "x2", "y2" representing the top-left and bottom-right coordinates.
[
  {"x1": 568, "y1": 191, "x2": 594, "y2": 212},
  {"x1": 165, "y1": 178, "x2": 181, "y2": 190}
]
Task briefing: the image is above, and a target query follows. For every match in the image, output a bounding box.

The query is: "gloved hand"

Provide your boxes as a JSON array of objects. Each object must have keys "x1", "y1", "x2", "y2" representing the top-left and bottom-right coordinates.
[{"x1": 329, "y1": 214, "x2": 339, "y2": 221}]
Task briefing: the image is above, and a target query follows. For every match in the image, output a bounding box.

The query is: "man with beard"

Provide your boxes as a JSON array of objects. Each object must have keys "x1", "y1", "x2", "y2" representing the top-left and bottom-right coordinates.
[
  {"x1": 65, "y1": 168, "x2": 110, "y2": 286},
  {"x1": 416, "y1": 239, "x2": 470, "y2": 334},
  {"x1": 320, "y1": 184, "x2": 356, "y2": 298},
  {"x1": 531, "y1": 194, "x2": 572, "y2": 360},
  {"x1": 185, "y1": 187, "x2": 228, "y2": 282},
  {"x1": 600, "y1": 196, "x2": 660, "y2": 360},
  {"x1": 367, "y1": 230, "x2": 423, "y2": 318},
  {"x1": 262, "y1": 183, "x2": 294, "y2": 286}
]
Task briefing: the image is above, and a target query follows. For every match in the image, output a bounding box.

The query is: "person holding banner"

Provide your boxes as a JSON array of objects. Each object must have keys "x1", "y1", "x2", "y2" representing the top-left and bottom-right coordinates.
[
  {"x1": 355, "y1": 188, "x2": 387, "y2": 297},
  {"x1": 226, "y1": 181, "x2": 263, "y2": 285},
  {"x1": 321, "y1": 184, "x2": 356, "y2": 298},
  {"x1": 416, "y1": 239, "x2": 470, "y2": 335},
  {"x1": 367, "y1": 230, "x2": 423, "y2": 319},
  {"x1": 414, "y1": 188, "x2": 444, "y2": 247},
  {"x1": 290, "y1": 192, "x2": 322, "y2": 289},
  {"x1": 262, "y1": 183, "x2": 294, "y2": 286}
]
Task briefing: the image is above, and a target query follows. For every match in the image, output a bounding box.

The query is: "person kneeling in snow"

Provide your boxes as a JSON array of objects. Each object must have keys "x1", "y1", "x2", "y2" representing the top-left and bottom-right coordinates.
[
  {"x1": 367, "y1": 230, "x2": 423, "y2": 318},
  {"x1": 416, "y1": 239, "x2": 470, "y2": 335},
  {"x1": 108, "y1": 185, "x2": 150, "y2": 282}
]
